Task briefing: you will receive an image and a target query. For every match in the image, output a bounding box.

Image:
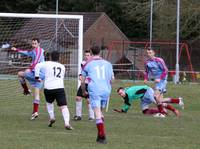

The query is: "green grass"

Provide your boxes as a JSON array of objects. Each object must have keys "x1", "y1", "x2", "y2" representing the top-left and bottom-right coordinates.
[{"x1": 0, "y1": 80, "x2": 200, "y2": 149}]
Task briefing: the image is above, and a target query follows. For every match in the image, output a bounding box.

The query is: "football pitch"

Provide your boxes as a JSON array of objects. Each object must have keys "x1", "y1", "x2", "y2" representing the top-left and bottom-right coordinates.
[{"x1": 0, "y1": 80, "x2": 200, "y2": 149}]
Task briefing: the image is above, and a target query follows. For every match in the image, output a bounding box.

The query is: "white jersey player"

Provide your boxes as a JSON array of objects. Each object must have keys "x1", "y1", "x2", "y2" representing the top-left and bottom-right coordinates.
[{"x1": 34, "y1": 51, "x2": 73, "y2": 130}]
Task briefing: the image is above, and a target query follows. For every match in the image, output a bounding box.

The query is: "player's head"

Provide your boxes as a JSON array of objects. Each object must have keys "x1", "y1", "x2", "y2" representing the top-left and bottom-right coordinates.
[
  {"x1": 84, "y1": 50, "x2": 91, "y2": 60},
  {"x1": 117, "y1": 87, "x2": 126, "y2": 97},
  {"x1": 32, "y1": 38, "x2": 40, "y2": 48},
  {"x1": 90, "y1": 46, "x2": 100, "y2": 56},
  {"x1": 147, "y1": 48, "x2": 155, "y2": 58},
  {"x1": 51, "y1": 51, "x2": 60, "y2": 61}
]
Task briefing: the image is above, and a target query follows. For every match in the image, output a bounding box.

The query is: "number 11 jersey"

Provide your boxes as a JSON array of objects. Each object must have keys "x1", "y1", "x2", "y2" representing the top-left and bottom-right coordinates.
[{"x1": 81, "y1": 57, "x2": 114, "y2": 94}]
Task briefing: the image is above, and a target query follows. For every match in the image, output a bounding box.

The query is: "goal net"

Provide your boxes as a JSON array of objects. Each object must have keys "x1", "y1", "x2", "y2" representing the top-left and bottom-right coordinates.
[
  {"x1": 107, "y1": 40, "x2": 196, "y2": 82},
  {"x1": 0, "y1": 13, "x2": 83, "y2": 102}
]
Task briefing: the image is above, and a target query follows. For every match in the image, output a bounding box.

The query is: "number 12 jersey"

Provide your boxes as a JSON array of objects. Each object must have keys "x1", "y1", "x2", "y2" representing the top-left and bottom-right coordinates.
[{"x1": 35, "y1": 61, "x2": 65, "y2": 90}]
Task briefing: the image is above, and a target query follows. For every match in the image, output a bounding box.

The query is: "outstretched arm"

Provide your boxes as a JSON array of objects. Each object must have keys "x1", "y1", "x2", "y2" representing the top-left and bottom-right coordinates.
[
  {"x1": 113, "y1": 99, "x2": 131, "y2": 114},
  {"x1": 11, "y1": 47, "x2": 31, "y2": 56}
]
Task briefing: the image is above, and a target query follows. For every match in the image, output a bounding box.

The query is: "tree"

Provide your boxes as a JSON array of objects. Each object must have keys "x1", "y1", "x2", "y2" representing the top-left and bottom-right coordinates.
[{"x1": 0, "y1": 0, "x2": 39, "y2": 13}]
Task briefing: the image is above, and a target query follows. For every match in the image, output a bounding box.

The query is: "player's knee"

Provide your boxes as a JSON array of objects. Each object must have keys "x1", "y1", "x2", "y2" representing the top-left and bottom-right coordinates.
[
  {"x1": 18, "y1": 71, "x2": 24, "y2": 77},
  {"x1": 142, "y1": 109, "x2": 148, "y2": 114},
  {"x1": 25, "y1": 69, "x2": 31, "y2": 73},
  {"x1": 59, "y1": 105, "x2": 67, "y2": 109},
  {"x1": 154, "y1": 91, "x2": 160, "y2": 97},
  {"x1": 86, "y1": 99, "x2": 90, "y2": 104},
  {"x1": 76, "y1": 96, "x2": 82, "y2": 101}
]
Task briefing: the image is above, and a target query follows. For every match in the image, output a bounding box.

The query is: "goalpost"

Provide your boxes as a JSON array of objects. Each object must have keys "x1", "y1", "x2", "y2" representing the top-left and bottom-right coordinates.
[
  {"x1": 107, "y1": 40, "x2": 196, "y2": 82},
  {"x1": 0, "y1": 13, "x2": 83, "y2": 102}
]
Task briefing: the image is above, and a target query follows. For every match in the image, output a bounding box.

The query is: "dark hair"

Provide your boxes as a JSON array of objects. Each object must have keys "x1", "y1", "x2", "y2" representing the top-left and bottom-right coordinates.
[
  {"x1": 84, "y1": 49, "x2": 90, "y2": 53},
  {"x1": 90, "y1": 46, "x2": 100, "y2": 55},
  {"x1": 117, "y1": 87, "x2": 124, "y2": 92},
  {"x1": 32, "y1": 38, "x2": 40, "y2": 43},
  {"x1": 147, "y1": 48, "x2": 154, "y2": 51},
  {"x1": 51, "y1": 51, "x2": 60, "y2": 61}
]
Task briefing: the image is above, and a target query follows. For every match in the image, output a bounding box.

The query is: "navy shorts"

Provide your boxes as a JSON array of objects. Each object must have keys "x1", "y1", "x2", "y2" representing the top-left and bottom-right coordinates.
[
  {"x1": 76, "y1": 84, "x2": 88, "y2": 98},
  {"x1": 44, "y1": 88, "x2": 67, "y2": 106}
]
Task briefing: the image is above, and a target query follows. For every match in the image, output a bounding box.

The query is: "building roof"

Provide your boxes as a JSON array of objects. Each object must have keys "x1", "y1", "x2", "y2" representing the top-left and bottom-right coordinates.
[
  {"x1": 10, "y1": 12, "x2": 128, "y2": 51},
  {"x1": 10, "y1": 12, "x2": 104, "y2": 45},
  {"x1": 57, "y1": 12, "x2": 103, "y2": 33}
]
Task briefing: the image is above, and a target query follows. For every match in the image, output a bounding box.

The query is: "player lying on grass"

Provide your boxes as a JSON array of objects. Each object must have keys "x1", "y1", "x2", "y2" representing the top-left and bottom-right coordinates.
[
  {"x1": 35, "y1": 51, "x2": 73, "y2": 130},
  {"x1": 114, "y1": 85, "x2": 183, "y2": 117},
  {"x1": 11, "y1": 38, "x2": 45, "y2": 120}
]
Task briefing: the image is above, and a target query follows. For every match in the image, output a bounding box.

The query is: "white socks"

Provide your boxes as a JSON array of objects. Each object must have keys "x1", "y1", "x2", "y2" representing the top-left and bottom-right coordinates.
[
  {"x1": 61, "y1": 106, "x2": 70, "y2": 126},
  {"x1": 76, "y1": 101, "x2": 82, "y2": 117},
  {"x1": 46, "y1": 102, "x2": 55, "y2": 120},
  {"x1": 47, "y1": 103, "x2": 70, "y2": 126},
  {"x1": 88, "y1": 103, "x2": 95, "y2": 119}
]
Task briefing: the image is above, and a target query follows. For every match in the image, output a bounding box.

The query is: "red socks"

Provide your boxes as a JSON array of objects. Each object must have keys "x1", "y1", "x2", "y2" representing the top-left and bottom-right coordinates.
[
  {"x1": 143, "y1": 108, "x2": 160, "y2": 114},
  {"x1": 96, "y1": 123, "x2": 105, "y2": 137},
  {"x1": 170, "y1": 98, "x2": 180, "y2": 104},
  {"x1": 33, "y1": 100, "x2": 40, "y2": 113},
  {"x1": 165, "y1": 104, "x2": 176, "y2": 112},
  {"x1": 96, "y1": 119, "x2": 105, "y2": 137},
  {"x1": 21, "y1": 81, "x2": 29, "y2": 93},
  {"x1": 157, "y1": 104, "x2": 167, "y2": 115}
]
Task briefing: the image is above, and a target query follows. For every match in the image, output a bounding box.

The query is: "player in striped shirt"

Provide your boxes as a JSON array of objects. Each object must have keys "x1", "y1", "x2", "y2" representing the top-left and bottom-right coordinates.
[
  {"x1": 144, "y1": 48, "x2": 184, "y2": 114},
  {"x1": 11, "y1": 38, "x2": 45, "y2": 120},
  {"x1": 34, "y1": 51, "x2": 73, "y2": 130},
  {"x1": 81, "y1": 46, "x2": 114, "y2": 144}
]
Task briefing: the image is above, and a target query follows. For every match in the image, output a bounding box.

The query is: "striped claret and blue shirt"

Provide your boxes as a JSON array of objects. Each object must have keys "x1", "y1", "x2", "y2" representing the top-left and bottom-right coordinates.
[
  {"x1": 144, "y1": 57, "x2": 168, "y2": 80},
  {"x1": 16, "y1": 47, "x2": 45, "y2": 71}
]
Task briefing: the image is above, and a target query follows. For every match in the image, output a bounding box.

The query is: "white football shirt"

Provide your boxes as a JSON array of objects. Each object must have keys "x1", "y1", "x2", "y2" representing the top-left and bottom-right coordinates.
[{"x1": 35, "y1": 61, "x2": 65, "y2": 89}]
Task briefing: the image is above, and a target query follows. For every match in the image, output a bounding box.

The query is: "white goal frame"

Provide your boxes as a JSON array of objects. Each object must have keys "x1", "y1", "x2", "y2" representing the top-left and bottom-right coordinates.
[{"x1": 0, "y1": 12, "x2": 83, "y2": 89}]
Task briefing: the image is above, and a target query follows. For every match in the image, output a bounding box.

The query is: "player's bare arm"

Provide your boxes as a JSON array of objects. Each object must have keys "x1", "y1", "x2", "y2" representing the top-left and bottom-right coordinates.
[{"x1": 11, "y1": 47, "x2": 17, "y2": 51}]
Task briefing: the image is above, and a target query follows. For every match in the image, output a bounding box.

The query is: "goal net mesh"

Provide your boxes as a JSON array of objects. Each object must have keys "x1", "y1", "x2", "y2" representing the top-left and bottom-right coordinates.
[
  {"x1": 107, "y1": 40, "x2": 196, "y2": 82},
  {"x1": 0, "y1": 13, "x2": 82, "y2": 102}
]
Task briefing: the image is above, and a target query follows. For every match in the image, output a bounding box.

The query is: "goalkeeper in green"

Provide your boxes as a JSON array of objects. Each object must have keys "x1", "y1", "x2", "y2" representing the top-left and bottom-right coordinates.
[{"x1": 114, "y1": 85, "x2": 180, "y2": 117}]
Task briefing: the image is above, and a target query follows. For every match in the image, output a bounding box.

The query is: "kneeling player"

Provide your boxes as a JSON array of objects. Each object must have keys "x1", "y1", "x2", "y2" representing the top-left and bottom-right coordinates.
[{"x1": 114, "y1": 85, "x2": 182, "y2": 117}]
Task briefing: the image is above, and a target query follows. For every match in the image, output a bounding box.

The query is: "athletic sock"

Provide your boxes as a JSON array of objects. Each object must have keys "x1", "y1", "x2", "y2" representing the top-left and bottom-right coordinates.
[
  {"x1": 33, "y1": 99, "x2": 39, "y2": 113},
  {"x1": 157, "y1": 104, "x2": 167, "y2": 115},
  {"x1": 165, "y1": 104, "x2": 176, "y2": 112},
  {"x1": 143, "y1": 108, "x2": 160, "y2": 114},
  {"x1": 46, "y1": 102, "x2": 55, "y2": 120},
  {"x1": 96, "y1": 119, "x2": 105, "y2": 138},
  {"x1": 61, "y1": 106, "x2": 70, "y2": 126},
  {"x1": 19, "y1": 78, "x2": 29, "y2": 92},
  {"x1": 76, "y1": 101, "x2": 82, "y2": 117},
  {"x1": 170, "y1": 98, "x2": 180, "y2": 104},
  {"x1": 88, "y1": 103, "x2": 94, "y2": 119}
]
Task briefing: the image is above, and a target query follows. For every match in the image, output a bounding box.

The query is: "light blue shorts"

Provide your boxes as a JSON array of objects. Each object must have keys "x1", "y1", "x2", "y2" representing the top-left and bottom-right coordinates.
[
  {"x1": 24, "y1": 70, "x2": 45, "y2": 89},
  {"x1": 89, "y1": 93, "x2": 110, "y2": 109},
  {"x1": 140, "y1": 88, "x2": 156, "y2": 110},
  {"x1": 154, "y1": 79, "x2": 167, "y2": 93}
]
